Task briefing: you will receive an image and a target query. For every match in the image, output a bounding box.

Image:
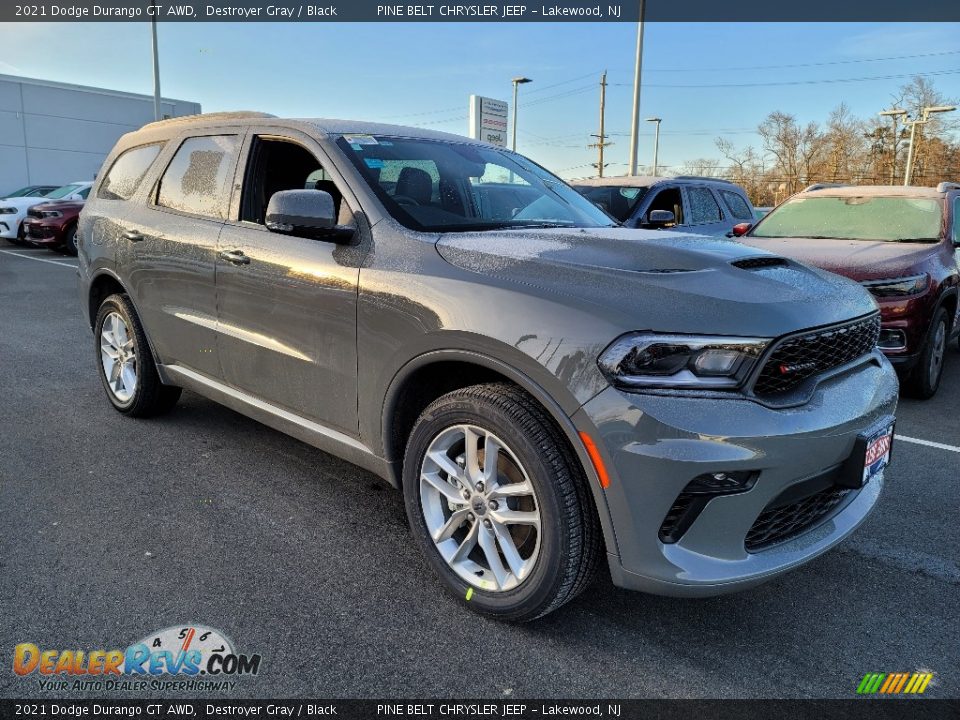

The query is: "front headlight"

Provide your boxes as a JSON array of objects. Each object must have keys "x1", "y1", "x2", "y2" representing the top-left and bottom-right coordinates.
[
  {"x1": 861, "y1": 274, "x2": 928, "y2": 298},
  {"x1": 40, "y1": 210, "x2": 62, "y2": 218},
  {"x1": 598, "y1": 333, "x2": 770, "y2": 390},
  {"x1": 0, "y1": 207, "x2": 16, "y2": 214}
]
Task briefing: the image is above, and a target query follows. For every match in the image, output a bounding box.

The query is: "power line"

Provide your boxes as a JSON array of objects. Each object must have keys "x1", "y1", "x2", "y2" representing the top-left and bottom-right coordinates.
[
  {"x1": 639, "y1": 48, "x2": 960, "y2": 74},
  {"x1": 610, "y1": 67, "x2": 960, "y2": 89}
]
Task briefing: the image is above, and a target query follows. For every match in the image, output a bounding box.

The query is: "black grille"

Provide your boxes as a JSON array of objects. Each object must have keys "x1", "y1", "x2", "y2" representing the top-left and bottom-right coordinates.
[
  {"x1": 745, "y1": 486, "x2": 851, "y2": 551},
  {"x1": 732, "y1": 256, "x2": 789, "y2": 270},
  {"x1": 753, "y1": 314, "x2": 880, "y2": 396},
  {"x1": 659, "y1": 493, "x2": 698, "y2": 543}
]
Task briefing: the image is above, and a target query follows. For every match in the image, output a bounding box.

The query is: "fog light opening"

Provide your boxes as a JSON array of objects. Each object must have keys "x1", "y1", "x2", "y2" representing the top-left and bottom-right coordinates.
[
  {"x1": 685, "y1": 471, "x2": 757, "y2": 495},
  {"x1": 878, "y1": 329, "x2": 907, "y2": 351}
]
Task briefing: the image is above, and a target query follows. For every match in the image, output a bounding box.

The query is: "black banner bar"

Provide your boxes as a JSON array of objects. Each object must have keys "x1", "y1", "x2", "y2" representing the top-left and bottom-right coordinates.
[
  {"x1": 2, "y1": 700, "x2": 959, "y2": 720},
  {"x1": 2, "y1": 0, "x2": 959, "y2": 23}
]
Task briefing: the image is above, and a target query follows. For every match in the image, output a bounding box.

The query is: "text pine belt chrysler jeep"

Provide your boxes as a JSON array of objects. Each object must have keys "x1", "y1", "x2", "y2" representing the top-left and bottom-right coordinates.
[{"x1": 77, "y1": 113, "x2": 898, "y2": 621}]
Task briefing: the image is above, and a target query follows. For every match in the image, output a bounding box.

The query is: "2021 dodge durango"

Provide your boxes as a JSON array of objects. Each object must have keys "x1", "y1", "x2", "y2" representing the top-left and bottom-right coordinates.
[
  {"x1": 735, "y1": 185, "x2": 960, "y2": 399},
  {"x1": 77, "y1": 112, "x2": 898, "y2": 620}
]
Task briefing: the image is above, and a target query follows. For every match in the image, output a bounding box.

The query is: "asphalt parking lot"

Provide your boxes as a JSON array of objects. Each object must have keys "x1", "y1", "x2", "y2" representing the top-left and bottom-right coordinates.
[{"x1": 1, "y1": 245, "x2": 958, "y2": 700}]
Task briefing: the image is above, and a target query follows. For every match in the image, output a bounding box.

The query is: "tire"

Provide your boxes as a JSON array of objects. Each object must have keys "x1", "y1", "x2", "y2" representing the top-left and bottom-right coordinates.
[
  {"x1": 905, "y1": 305, "x2": 949, "y2": 400},
  {"x1": 94, "y1": 293, "x2": 181, "y2": 417},
  {"x1": 63, "y1": 225, "x2": 78, "y2": 256},
  {"x1": 402, "y1": 383, "x2": 601, "y2": 621},
  {"x1": 9, "y1": 222, "x2": 27, "y2": 246}
]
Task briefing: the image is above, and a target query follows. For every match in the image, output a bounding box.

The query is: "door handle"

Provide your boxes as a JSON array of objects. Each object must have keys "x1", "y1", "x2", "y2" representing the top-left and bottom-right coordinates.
[
  {"x1": 219, "y1": 249, "x2": 250, "y2": 265},
  {"x1": 123, "y1": 229, "x2": 144, "y2": 242}
]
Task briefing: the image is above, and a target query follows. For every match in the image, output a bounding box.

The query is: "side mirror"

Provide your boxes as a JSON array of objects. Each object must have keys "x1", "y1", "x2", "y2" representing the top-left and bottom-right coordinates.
[
  {"x1": 730, "y1": 222, "x2": 753, "y2": 237},
  {"x1": 265, "y1": 189, "x2": 353, "y2": 242},
  {"x1": 642, "y1": 209, "x2": 675, "y2": 229}
]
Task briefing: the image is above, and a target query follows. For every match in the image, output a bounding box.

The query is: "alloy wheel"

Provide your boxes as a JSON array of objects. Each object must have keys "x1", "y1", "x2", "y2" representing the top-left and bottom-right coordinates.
[
  {"x1": 419, "y1": 424, "x2": 542, "y2": 592},
  {"x1": 100, "y1": 312, "x2": 138, "y2": 403},
  {"x1": 929, "y1": 319, "x2": 946, "y2": 386}
]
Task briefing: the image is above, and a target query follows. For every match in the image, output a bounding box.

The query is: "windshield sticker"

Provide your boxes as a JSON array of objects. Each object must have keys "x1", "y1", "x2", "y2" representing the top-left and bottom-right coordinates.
[
  {"x1": 344, "y1": 134, "x2": 378, "y2": 145},
  {"x1": 364, "y1": 158, "x2": 385, "y2": 169}
]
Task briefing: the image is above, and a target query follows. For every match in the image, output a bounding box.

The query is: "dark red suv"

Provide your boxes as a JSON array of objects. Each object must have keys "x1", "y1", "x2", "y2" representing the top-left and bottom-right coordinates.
[
  {"x1": 22, "y1": 199, "x2": 85, "y2": 255},
  {"x1": 735, "y1": 183, "x2": 960, "y2": 398}
]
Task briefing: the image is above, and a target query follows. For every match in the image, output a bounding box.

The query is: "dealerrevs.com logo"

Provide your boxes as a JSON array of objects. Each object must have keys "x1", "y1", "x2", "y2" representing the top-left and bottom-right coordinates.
[{"x1": 12, "y1": 625, "x2": 262, "y2": 693}]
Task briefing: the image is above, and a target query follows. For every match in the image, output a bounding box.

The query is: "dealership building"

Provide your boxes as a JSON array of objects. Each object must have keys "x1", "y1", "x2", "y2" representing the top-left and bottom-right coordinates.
[{"x1": 0, "y1": 74, "x2": 200, "y2": 194}]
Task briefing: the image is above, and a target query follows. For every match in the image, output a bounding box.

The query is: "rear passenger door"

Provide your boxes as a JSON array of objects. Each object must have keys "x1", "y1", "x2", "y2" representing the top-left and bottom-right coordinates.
[
  {"x1": 214, "y1": 129, "x2": 366, "y2": 436},
  {"x1": 122, "y1": 130, "x2": 243, "y2": 378},
  {"x1": 682, "y1": 185, "x2": 727, "y2": 236}
]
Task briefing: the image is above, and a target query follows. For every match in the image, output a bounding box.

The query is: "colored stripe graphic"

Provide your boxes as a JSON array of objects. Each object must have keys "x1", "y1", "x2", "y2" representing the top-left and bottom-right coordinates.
[{"x1": 857, "y1": 672, "x2": 933, "y2": 694}]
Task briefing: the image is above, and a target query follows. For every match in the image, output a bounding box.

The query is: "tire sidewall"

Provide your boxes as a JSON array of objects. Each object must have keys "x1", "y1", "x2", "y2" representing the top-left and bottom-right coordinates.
[
  {"x1": 402, "y1": 394, "x2": 569, "y2": 618},
  {"x1": 915, "y1": 307, "x2": 948, "y2": 397},
  {"x1": 64, "y1": 225, "x2": 77, "y2": 255}
]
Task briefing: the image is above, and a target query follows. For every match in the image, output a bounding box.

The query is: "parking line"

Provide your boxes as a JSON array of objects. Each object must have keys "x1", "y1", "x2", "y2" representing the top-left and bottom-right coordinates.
[
  {"x1": 896, "y1": 435, "x2": 960, "y2": 454},
  {"x1": 0, "y1": 248, "x2": 77, "y2": 269}
]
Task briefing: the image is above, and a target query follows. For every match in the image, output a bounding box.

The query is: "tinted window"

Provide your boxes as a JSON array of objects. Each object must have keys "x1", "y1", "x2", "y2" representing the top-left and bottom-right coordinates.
[
  {"x1": 99, "y1": 144, "x2": 163, "y2": 200},
  {"x1": 954, "y1": 198, "x2": 959, "y2": 243},
  {"x1": 720, "y1": 189, "x2": 752, "y2": 220},
  {"x1": 687, "y1": 187, "x2": 723, "y2": 224},
  {"x1": 157, "y1": 135, "x2": 239, "y2": 219},
  {"x1": 752, "y1": 196, "x2": 942, "y2": 243}
]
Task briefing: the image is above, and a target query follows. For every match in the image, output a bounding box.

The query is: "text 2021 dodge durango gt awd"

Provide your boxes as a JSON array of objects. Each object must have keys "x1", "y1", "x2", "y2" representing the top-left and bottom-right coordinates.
[{"x1": 77, "y1": 112, "x2": 898, "y2": 620}]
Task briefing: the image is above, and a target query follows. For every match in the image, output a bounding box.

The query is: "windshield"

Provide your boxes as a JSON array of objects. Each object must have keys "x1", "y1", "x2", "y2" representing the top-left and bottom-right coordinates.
[
  {"x1": 336, "y1": 136, "x2": 616, "y2": 232},
  {"x1": 751, "y1": 195, "x2": 943, "y2": 242},
  {"x1": 45, "y1": 184, "x2": 84, "y2": 200},
  {"x1": 3, "y1": 186, "x2": 45, "y2": 198},
  {"x1": 574, "y1": 185, "x2": 647, "y2": 222}
]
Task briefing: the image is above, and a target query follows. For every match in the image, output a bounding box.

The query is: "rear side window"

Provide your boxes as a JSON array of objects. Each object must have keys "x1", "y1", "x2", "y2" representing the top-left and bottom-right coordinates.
[
  {"x1": 687, "y1": 187, "x2": 723, "y2": 224},
  {"x1": 720, "y1": 189, "x2": 753, "y2": 220},
  {"x1": 98, "y1": 144, "x2": 163, "y2": 201},
  {"x1": 157, "y1": 135, "x2": 239, "y2": 220}
]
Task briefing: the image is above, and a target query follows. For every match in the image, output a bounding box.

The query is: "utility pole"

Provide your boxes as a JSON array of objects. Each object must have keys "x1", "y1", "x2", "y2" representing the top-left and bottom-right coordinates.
[
  {"x1": 589, "y1": 72, "x2": 613, "y2": 177},
  {"x1": 878, "y1": 108, "x2": 907, "y2": 185},
  {"x1": 151, "y1": 17, "x2": 162, "y2": 121},
  {"x1": 646, "y1": 117, "x2": 662, "y2": 176},
  {"x1": 627, "y1": 1, "x2": 646, "y2": 176}
]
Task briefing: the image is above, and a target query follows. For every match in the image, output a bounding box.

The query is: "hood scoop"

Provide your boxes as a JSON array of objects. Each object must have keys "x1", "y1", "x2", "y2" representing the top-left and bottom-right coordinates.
[{"x1": 732, "y1": 256, "x2": 790, "y2": 270}]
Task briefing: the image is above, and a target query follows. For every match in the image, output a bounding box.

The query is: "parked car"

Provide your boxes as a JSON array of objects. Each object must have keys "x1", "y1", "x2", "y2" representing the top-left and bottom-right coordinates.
[
  {"x1": 79, "y1": 113, "x2": 897, "y2": 620},
  {"x1": 22, "y1": 199, "x2": 85, "y2": 255},
  {"x1": 0, "y1": 181, "x2": 92, "y2": 245},
  {"x1": 734, "y1": 184, "x2": 960, "y2": 398},
  {"x1": 1, "y1": 185, "x2": 58, "y2": 199},
  {"x1": 572, "y1": 176, "x2": 756, "y2": 236}
]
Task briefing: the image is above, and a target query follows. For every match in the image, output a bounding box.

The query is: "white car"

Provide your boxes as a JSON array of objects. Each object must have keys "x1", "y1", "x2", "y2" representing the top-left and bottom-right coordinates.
[{"x1": 1, "y1": 181, "x2": 92, "y2": 244}]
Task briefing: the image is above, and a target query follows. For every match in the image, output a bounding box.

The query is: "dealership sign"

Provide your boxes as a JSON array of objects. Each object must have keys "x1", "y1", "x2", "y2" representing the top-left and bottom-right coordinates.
[{"x1": 469, "y1": 95, "x2": 508, "y2": 147}]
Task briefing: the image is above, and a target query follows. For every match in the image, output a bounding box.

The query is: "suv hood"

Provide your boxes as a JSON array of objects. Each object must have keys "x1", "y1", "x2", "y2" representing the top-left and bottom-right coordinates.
[
  {"x1": 738, "y1": 236, "x2": 939, "y2": 281},
  {"x1": 436, "y1": 228, "x2": 877, "y2": 337}
]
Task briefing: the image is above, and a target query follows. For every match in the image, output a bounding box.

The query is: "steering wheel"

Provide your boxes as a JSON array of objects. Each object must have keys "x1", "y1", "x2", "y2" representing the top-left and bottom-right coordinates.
[{"x1": 392, "y1": 194, "x2": 421, "y2": 207}]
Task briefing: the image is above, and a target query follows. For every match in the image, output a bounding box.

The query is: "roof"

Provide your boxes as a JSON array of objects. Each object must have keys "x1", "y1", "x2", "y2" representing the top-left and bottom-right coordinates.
[
  {"x1": 801, "y1": 185, "x2": 953, "y2": 199},
  {"x1": 129, "y1": 112, "x2": 484, "y2": 145},
  {"x1": 572, "y1": 175, "x2": 736, "y2": 188}
]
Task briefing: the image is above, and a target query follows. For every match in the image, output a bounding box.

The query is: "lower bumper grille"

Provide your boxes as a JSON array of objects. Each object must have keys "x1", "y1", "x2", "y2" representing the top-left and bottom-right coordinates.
[{"x1": 746, "y1": 485, "x2": 852, "y2": 552}]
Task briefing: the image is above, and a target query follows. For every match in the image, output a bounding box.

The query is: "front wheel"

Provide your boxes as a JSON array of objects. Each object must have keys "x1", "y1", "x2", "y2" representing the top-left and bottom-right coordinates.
[
  {"x1": 94, "y1": 294, "x2": 181, "y2": 416},
  {"x1": 906, "y1": 306, "x2": 948, "y2": 400},
  {"x1": 63, "y1": 225, "x2": 78, "y2": 255},
  {"x1": 402, "y1": 383, "x2": 600, "y2": 621}
]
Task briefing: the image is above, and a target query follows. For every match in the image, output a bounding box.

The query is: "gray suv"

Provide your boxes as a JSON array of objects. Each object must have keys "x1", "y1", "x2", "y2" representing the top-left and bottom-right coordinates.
[{"x1": 78, "y1": 112, "x2": 898, "y2": 621}]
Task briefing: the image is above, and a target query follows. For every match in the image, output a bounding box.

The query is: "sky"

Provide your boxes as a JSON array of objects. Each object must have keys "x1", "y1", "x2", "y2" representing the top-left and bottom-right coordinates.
[{"x1": 1, "y1": 21, "x2": 959, "y2": 179}]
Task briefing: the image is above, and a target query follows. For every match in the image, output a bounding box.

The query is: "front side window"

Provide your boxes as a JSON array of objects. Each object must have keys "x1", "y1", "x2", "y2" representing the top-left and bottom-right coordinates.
[
  {"x1": 720, "y1": 189, "x2": 753, "y2": 220},
  {"x1": 645, "y1": 187, "x2": 683, "y2": 225},
  {"x1": 337, "y1": 136, "x2": 614, "y2": 232},
  {"x1": 157, "y1": 135, "x2": 239, "y2": 220},
  {"x1": 99, "y1": 144, "x2": 164, "y2": 201},
  {"x1": 687, "y1": 187, "x2": 723, "y2": 224},
  {"x1": 752, "y1": 196, "x2": 943, "y2": 243}
]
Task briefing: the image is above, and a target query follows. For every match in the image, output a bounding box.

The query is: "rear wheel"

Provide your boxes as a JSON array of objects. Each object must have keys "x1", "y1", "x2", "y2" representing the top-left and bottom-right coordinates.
[
  {"x1": 63, "y1": 225, "x2": 78, "y2": 256},
  {"x1": 94, "y1": 294, "x2": 181, "y2": 416},
  {"x1": 402, "y1": 383, "x2": 600, "y2": 621},
  {"x1": 906, "y1": 306, "x2": 948, "y2": 399}
]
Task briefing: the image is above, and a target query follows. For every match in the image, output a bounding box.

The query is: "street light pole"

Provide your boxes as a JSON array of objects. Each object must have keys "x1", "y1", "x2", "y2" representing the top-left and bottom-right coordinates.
[
  {"x1": 646, "y1": 117, "x2": 662, "y2": 176},
  {"x1": 151, "y1": 17, "x2": 162, "y2": 121},
  {"x1": 903, "y1": 105, "x2": 956, "y2": 186},
  {"x1": 510, "y1": 77, "x2": 532, "y2": 152},
  {"x1": 878, "y1": 108, "x2": 907, "y2": 185},
  {"x1": 627, "y1": 3, "x2": 646, "y2": 176}
]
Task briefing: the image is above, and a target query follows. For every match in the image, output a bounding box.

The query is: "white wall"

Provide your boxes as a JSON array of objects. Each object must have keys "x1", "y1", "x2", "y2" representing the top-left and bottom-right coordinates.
[{"x1": 0, "y1": 75, "x2": 200, "y2": 194}]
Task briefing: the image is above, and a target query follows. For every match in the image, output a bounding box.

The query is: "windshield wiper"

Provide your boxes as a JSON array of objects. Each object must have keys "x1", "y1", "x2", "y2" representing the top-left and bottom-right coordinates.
[{"x1": 892, "y1": 237, "x2": 938, "y2": 243}]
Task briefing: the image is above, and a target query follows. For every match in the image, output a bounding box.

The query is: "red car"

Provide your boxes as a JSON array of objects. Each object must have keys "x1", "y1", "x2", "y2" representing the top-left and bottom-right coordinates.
[
  {"x1": 22, "y1": 199, "x2": 85, "y2": 255},
  {"x1": 734, "y1": 183, "x2": 960, "y2": 399}
]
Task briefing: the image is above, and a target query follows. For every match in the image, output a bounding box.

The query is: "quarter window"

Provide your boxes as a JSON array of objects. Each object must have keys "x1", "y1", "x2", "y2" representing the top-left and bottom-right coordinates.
[
  {"x1": 687, "y1": 187, "x2": 723, "y2": 224},
  {"x1": 98, "y1": 144, "x2": 164, "y2": 201},
  {"x1": 720, "y1": 189, "x2": 753, "y2": 220},
  {"x1": 157, "y1": 135, "x2": 239, "y2": 219}
]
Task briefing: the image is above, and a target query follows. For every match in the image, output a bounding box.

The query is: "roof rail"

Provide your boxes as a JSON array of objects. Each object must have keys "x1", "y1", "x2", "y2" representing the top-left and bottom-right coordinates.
[
  {"x1": 140, "y1": 111, "x2": 277, "y2": 130},
  {"x1": 672, "y1": 175, "x2": 735, "y2": 184},
  {"x1": 803, "y1": 182, "x2": 847, "y2": 192},
  {"x1": 936, "y1": 181, "x2": 960, "y2": 193}
]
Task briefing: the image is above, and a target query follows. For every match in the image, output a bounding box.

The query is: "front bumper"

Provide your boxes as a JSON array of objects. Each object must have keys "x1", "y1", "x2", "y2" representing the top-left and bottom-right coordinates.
[
  {"x1": 575, "y1": 350, "x2": 899, "y2": 597},
  {"x1": 0, "y1": 219, "x2": 18, "y2": 239},
  {"x1": 22, "y1": 218, "x2": 68, "y2": 247}
]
